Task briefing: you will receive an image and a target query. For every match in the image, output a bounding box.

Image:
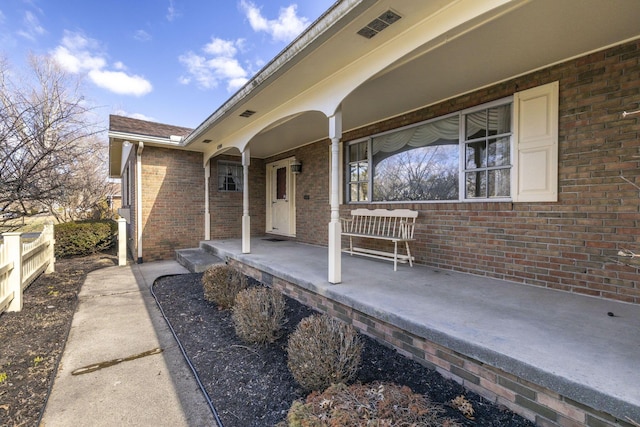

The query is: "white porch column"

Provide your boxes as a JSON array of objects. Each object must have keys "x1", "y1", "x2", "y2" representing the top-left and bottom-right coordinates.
[
  {"x1": 136, "y1": 142, "x2": 144, "y2": 263},
  {"x1": 242, "y1": 148, "x2": 251, "y2": 254},
  {"x1": 328, "y1": 109, "x2": 342, "y2": 284},
  {"x1": 204, "y1": 160, "x2": 211, "y2": 240}
]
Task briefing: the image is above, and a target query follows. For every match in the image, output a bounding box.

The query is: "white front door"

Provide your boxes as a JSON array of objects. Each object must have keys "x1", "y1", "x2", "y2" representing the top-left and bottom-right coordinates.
[{"x1": 267, "y1": 159, "x2": 295, "y2": 235}]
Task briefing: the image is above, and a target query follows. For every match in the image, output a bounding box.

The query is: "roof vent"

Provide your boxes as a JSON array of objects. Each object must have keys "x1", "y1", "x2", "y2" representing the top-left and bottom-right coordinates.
[
  {"x1": 239, "y1": 110, "x2": 256, "y2": 118},
  {"x1": 202, "y1": 139, "x2": 212, "y2": 144},
  {"x1": 357, "y1": 10, "x2": 401, "y2": 39}
]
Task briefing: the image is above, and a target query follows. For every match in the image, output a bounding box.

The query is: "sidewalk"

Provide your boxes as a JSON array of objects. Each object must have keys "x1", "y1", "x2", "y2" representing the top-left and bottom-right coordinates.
[{"x1": 40, "y1": 261, "x2": 218, "y2": 427}]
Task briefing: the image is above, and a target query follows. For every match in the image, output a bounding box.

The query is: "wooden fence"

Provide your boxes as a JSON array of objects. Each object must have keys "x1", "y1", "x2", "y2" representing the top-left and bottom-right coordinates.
[{"x1": 0, "y1": 224, "x2": 55, "y2": 314}]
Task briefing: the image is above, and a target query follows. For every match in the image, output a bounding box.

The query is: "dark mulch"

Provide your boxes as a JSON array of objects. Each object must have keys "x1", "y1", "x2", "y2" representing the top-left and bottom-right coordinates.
[
  {"x1": 0, "y1": 252, "x2": 118, "y2": 427},
  {"x1": 153, "y1": 273, "x2": 536, "y2": 427}
]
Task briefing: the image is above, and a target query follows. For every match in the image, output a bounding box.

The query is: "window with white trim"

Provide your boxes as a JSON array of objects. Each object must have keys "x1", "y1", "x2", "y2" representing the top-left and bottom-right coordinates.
[
  {"x1": 347, "y1": 99, "x2": 512, "y2": 202},
  {"x1": 346, "y1": 82, "x2": 558, "y2": 203},
  {"x1": 217, "y1": 161, "x2": 243, "y2": 192},
  {"x1": 463, "y1": 103, "x2": 512, "y2": 199}
]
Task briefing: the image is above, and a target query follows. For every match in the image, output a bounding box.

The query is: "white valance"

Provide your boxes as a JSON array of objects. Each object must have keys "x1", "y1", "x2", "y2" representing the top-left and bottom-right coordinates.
[
  {"x1": 371, "y1": 105, "x2": 510, "y2": 157},
  {"x1": 372, "y1": 116, "x2": 459, "y2": 155}
]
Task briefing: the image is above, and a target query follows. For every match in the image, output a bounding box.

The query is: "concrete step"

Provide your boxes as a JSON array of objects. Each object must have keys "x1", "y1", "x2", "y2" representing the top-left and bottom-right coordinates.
[{"x1": 175, "y1": 248, "x2": 224, "y2": 273}]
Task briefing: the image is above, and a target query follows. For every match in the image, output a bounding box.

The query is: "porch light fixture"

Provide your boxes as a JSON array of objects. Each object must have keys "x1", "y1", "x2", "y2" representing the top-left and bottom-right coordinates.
[
  {"x1": 291, "y1": 159, "x2": 302, "y2": 174},
  {"x1": 357, "y1": 10, "x2": 401, "y2": 39}
]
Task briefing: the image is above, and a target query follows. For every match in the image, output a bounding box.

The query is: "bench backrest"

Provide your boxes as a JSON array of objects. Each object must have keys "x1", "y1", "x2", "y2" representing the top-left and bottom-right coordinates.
[{"x1": 347, "y1": 209, "x2": 418, "y2": 239}]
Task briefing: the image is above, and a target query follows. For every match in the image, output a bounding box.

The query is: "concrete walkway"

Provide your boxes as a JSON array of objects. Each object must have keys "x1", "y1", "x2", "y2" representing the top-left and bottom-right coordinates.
[{"x1": 40, "y1": 261, "x2": 217, "y2": 427}]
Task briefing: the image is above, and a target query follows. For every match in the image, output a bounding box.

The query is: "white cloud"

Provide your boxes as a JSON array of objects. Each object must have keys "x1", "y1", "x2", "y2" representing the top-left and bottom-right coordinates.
[
  {"x1": 17, "y1": 10, "x2": 46, "y2": 41},
  {"x1": 89, "y1": 70, "x2": 152, "y2": 96},
  {"x1": 113, "y1": 109, "x2": 156, "y2": 122},
  {"x1": 203, "y1": 38, "x2": 239, "y2": 57},
  {"x1": 239, "y1": 1, "x2": 309, "y2": 43},
  {"x1": 51, "y1": 30, "x2": 152, "y2": 97},
  {"x1": 166, "y1": 0, "x2": 178, "y2": 22},
  {"x1": 134, "y1": 29, "x2": 151, "y2": 42},
  {"x1": 179, "y1": 37, "x2": 248, "y2": 91}
]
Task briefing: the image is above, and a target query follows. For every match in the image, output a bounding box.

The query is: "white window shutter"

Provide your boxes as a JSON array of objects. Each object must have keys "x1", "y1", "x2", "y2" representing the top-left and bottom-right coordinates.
[{"x1": 512, "y1": 81, "x2": 559, "y2": 202}]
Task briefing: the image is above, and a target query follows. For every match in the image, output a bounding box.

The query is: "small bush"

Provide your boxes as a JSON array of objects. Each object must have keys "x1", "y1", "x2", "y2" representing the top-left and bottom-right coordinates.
[
  {"x1": 54, "y1": 220, "x2": 117, "y2": 258},
  {"x1": 286, "y1": 314, "x2": 362, "y2": 391},
  {"x1": 232, "y1": 287, "x2": 286, "y2": 345},
  {"x1": 202, "y1": 264, "x2": 248, "y2": 309},
  {"x1": 450, "y1": 395, "x2": 475, "y2": 420},
  {"x1": 283, "y1": 382, "x2": 461, "y2": 427}
]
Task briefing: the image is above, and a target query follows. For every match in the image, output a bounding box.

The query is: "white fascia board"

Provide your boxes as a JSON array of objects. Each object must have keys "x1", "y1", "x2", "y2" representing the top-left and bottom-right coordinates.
[{"x1": 107, "y1": 130, "x2": 183, "y2": 146}]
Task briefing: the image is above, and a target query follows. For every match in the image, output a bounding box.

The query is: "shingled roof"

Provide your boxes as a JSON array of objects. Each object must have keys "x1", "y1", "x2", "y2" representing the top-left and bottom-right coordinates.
[{"x1": 109, "y1": 115, "x2": 193, "y2": 139}]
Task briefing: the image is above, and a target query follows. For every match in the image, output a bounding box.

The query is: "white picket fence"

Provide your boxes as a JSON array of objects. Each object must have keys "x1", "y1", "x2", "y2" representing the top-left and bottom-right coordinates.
[{"x1": 0, "y1": 224, "x2": 55, "y2": 314}]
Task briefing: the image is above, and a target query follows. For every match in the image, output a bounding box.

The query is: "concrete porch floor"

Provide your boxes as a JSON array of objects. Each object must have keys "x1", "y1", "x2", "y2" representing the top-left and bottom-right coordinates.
[{"x1": 190, "y1": 237, "x2": 639, "y2": 424}]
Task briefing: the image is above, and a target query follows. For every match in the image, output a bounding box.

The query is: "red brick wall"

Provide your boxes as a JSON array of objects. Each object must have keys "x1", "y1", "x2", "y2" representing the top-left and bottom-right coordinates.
[
  {"x1": 208, "y1": 155, "x2": 266, "y2": 239},
  {"x1": 288, "y1": 40, "x2": 639, "y2": 304},
  {"x1": 140, "y1": 146, "x2": 204, "y2": 261}
]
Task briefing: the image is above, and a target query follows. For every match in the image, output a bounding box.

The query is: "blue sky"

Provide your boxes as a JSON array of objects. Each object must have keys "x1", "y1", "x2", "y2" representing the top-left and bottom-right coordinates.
[{"x1": 0, "y1": 0, "x2": 335, "y2": 129}]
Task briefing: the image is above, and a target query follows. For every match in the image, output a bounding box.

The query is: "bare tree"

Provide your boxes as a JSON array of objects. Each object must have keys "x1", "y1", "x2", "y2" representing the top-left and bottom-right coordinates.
[
  {"x1": 43, "y1": 136, "x2": 119, "y2": 223},
  {"x1": 0, "y1": 54, "x2": 104, "y2": 227},
  {"x1": 373, "y1": 145, "x2": 459, "y2": 201}
]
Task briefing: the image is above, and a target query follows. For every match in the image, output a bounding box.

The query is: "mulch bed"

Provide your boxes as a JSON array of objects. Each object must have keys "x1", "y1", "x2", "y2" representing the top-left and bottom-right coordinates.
[
  {"x1": 153, "y1": 273, "x2": 536, "y2": 427},
  {"x1": 0, "y1": 252, "x2": 118, "y2": 427}
]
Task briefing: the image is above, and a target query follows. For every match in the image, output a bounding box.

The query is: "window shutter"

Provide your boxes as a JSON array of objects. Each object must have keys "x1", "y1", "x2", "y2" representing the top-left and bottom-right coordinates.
[{"x1": 512, "y1": 81, "x2": 559, "y2": 202}]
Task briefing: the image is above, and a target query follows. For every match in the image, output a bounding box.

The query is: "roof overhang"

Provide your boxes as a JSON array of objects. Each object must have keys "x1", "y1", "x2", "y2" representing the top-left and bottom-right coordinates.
[
  {"x1": 121, "y1": 0, "x2": 640, "y2": 163},
  {"x1": 108, "y1": 131, "x2": 194, "y2": 178}
]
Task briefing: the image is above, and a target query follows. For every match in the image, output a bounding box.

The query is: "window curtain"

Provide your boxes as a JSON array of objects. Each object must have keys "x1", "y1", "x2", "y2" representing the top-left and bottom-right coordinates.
[
  {"x1": 465, "y1": 105, "x2": 511, "y2": 139},
  {"x1": 371, "y1": 115, "x2": 460, "y2": 155}
]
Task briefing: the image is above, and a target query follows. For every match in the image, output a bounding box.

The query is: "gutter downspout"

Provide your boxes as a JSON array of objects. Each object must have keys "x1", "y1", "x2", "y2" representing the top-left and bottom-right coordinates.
[{"x1": 136, "y1": 142, "x2": 144, "y2": 263}]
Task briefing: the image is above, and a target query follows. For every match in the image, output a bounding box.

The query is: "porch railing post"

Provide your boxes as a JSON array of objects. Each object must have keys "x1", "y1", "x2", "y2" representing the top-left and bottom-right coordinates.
[
  {"x1": 118, "y1": 216, "x2": 127, "y2": 266},
  {"x1": 4, "y1": 232, "x2": 23, "y2": 312},
  {"x1": 328, "y1": 109, "x2": 342, "y2": 284},
  {"x1": 43, "y1": 223, "x2": 55, "y2": 274}
]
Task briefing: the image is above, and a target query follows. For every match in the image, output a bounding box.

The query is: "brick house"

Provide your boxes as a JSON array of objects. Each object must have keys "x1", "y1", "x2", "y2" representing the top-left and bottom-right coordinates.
[{"x1": 109, "y1": 1, "x2": 640, "y2": 424}]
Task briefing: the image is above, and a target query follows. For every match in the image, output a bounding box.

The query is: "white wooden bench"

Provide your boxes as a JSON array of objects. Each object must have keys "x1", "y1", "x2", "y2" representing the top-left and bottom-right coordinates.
[{"x1": 341, "y1": 208, "x2": 418, "y2": 271}]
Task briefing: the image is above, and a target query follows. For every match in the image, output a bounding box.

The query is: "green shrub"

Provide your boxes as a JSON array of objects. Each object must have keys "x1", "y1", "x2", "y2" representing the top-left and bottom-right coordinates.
[
  {"x1": 54, "y1": 220, "x2": 117, "y2": 258},
  {"x1": 282, "y1": 382, "x2": 461, "y2": 427},
  {"x1": 232, "y1": 287, "x2": 286, "y2": 345},
  {"x1": 286, "y1": 314, "x2": 362, "y2": 392},
  {"x1": 202, "y1": 264, "x2": 248, "y2": 309}
]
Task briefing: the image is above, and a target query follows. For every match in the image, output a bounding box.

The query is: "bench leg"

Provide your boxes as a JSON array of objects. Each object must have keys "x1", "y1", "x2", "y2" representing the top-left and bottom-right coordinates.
[
  {"x1": 349, "y1": 236, "x2": 353, "y2": 256},
  {"x1": 394, "y1": 241, "x2": 398, "y2": 271},
  {"x1": 406, "y1": 241, "x2": 413, "y2": 267}
]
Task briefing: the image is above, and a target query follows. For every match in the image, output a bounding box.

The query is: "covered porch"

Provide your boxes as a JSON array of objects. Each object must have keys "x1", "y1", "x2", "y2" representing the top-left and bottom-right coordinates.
[{"x1": 180, "y1": 238, "x2": 640, "y2": 426}]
